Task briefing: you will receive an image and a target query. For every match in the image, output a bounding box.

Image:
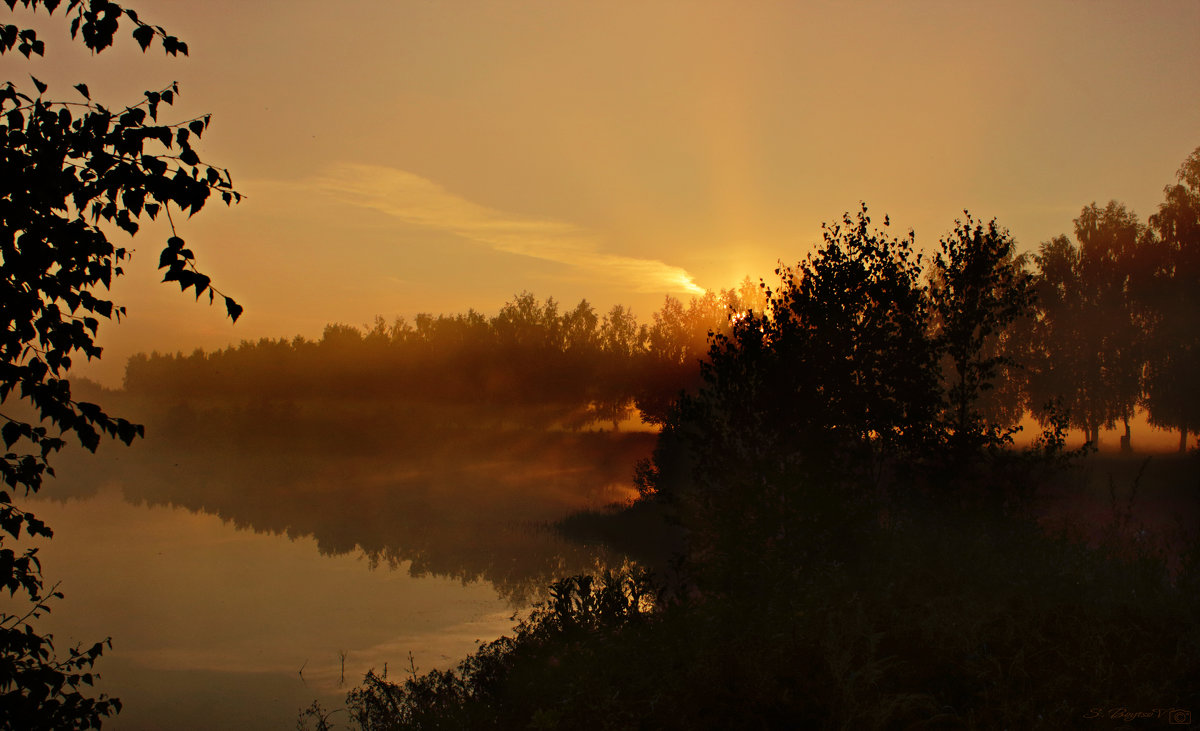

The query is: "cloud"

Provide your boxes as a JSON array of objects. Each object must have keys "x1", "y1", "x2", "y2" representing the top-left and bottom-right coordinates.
[{"x1": 310, "y1": 163, "x2": 703, "y2": 295}]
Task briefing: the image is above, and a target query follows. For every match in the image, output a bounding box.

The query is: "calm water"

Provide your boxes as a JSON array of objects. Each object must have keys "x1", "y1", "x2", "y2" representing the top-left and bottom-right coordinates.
[{"x1": 19, "y1": 418, "x2": 653, "y2": 730}]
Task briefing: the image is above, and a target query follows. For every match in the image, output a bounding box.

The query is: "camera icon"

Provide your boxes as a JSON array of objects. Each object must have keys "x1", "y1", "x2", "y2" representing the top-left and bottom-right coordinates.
[{"x1": 1168, "y1": 708, "x2": 1191, "y2": 725}]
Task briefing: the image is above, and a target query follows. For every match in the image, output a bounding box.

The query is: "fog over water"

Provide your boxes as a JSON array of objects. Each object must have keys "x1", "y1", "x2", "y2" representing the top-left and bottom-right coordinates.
[{"x1": 28, "y1": 390, "x2": 654, "y2": 730}]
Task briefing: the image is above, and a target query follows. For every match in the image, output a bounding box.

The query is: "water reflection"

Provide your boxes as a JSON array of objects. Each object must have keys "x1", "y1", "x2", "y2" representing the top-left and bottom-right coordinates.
[
  {"x1": 49, "y1": 399, "x2": 656, "y2": 602},
  {"x1": 28, "y1": 489, "x2": 521, "y2": 730},
  {"x1": 30, "y1": 398, "x2": 656, "y2": 729}
]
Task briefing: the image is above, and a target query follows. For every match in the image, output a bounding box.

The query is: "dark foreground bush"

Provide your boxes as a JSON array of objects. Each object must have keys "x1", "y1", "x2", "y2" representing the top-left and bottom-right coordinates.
[{"x1": 311, "y1": 499, "x2": 1198, "y2": 731}]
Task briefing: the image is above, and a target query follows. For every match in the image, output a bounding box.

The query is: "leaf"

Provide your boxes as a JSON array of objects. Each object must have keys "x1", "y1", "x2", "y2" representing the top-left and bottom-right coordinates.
[
  {"x1": 115, "y1": 420, "x2": 141, "y2": 445},
  {"x1": 224, "y1": 296, "x2": 243, "y2": 323},
  {"x1": 192, "y1": 273, "x2": 210, "y2": 298},
  {"x1": 132, "y1": 23, "x2": 153, "y2": 51},
  {"x1": 1, "y1": 421, "x2": 22, "y2": 448},
  {"x1": 74, "y1": 83, "x2": 90, "y2": 100},
  {"x1": 140, "y1": 154, "x2": 167, "y2": 177},
  {"x1": 143, "y1": 91, "x2": 159, "y2": 121},
  {"x1": 78, "y1": 424, "x2": 100, "y2": 453},
  {"x1": 30, "y1": 75, "x2": 47, "y2": 95}
]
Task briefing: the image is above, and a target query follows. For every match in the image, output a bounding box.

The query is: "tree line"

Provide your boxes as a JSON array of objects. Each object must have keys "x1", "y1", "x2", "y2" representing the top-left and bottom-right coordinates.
[
  {"x1": 121, "y1": 281, "x2": 767, "y2": 430},
  {"x1": 125, "y1": 148, "x2": 1200, "y2": 453},
  {"x1": 1025, "y1": 150, "x2": 1200, "y2": 452}
]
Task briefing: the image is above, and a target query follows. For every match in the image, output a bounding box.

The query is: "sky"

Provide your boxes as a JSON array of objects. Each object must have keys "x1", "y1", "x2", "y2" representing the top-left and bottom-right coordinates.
[{"x1": 8, "y1": 0, "x2": 1200, "y2": 386}]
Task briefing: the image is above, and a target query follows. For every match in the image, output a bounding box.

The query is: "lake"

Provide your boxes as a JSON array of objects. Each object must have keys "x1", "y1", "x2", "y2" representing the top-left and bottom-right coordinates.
[{"x1": 21, "y1": 413, "x2": 655, "y2": 730}]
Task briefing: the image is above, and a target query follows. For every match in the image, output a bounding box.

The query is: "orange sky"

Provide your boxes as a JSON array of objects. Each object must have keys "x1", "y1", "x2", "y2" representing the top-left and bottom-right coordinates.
[{"x1": 8, "y1": 0, "x2": 1200, "y2": 386}]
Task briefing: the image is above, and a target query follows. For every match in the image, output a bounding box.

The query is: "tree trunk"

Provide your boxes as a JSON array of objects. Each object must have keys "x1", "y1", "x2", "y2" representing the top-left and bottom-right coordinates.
[
  {"x1": 1120, "y1": 418, "x2": 1132, "y2": 453},
  {"x1": 1181, "y1": 425, "x2": 1189, "y2": 453}
]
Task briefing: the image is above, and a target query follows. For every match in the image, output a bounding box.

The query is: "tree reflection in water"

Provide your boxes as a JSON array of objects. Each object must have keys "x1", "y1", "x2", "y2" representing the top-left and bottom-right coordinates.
[{"x1": 49, "y1": 396, "x2": 657, "y2": 604}]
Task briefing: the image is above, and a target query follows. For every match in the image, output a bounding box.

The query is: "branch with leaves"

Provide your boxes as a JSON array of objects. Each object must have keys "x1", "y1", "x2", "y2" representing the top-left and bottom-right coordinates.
[
  {"x1": 3, "y1": 0, "x2": 187, "y2": 57},
  {"x1": 1, "y1": 1, "x2": 242, "y2": 725}
]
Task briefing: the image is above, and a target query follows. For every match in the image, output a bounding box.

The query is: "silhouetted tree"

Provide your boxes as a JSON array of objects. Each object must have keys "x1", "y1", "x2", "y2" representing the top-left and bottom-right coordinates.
[
  {"x1": 561, "y1": 299, "x2": 600, "y2": 354},
  {"x1": 1028, "y1": 202, "x2": 1148, "y2": 447},
  {"x1": 495, "y1": 291, "x2": 561, "y2": 351},
  {"x1": 1143, "y1": 146, "x2": 1200, "y2": 451},
  {"x1": 639, "y1": 206, "x2": 940, "y2": 582},
  {"x1": 1, "y1": 2, "x2": 239, "y2": 725},
  {"x1": 929, "y1": 215, "x2": 1034, "y2": 461},
  {"x1": 636, "y1": 205, "x2": 1054, "y2": 587}
]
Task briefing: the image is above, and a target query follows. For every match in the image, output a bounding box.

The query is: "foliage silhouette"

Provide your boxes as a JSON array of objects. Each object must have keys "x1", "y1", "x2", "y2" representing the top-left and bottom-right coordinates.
[
  {"x1": 1143, "y1": 146, "x2": 1200, "y2": 450},
  {"x1": 636, "y1": 206, "x2": 1043, "y2": 588},
  {"x1": 1027, "y1": 202, "x2": 1150, "y2": 448},
  {"x1": 1, "y1": 2, "x2": 239, "y2": 726},
  {"x1": 342, "y1": 568, "x2": 657, "y2": 731},
  {"x1": 929, "y1": 214, "x2": 1034, "y2": 463}
]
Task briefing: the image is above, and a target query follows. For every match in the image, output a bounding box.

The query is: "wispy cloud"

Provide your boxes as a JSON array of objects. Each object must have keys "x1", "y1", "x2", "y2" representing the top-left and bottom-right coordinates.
[{"x1": 310, "y1": 163, "x2": 703, "y2": 295}]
